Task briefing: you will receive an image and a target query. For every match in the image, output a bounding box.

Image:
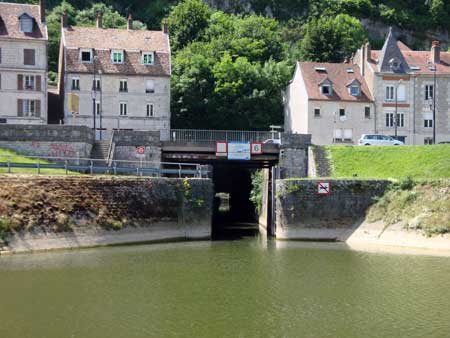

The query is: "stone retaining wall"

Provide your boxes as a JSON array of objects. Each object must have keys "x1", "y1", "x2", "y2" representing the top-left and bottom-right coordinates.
[{"x1": 275, "y1": 179, "x2": 390, "y2": 240}]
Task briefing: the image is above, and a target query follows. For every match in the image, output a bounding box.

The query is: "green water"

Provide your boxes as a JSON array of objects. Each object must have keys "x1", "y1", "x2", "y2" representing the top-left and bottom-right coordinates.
[{"x1": 1, "y1": 239, "x2": 450, "y2": 338}]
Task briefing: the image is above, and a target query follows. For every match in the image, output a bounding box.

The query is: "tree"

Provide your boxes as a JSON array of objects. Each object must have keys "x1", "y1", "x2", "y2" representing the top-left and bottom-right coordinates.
[
  {"x1": 297, "y1": 14, "x2": 367, "y2": 62},
  {"x1": 167, "y1": 0, "x2": 212, "y2": 52}
]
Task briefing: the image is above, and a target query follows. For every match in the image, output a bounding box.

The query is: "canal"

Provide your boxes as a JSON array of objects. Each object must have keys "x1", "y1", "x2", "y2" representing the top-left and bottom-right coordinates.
[{"x1": 1, "y1": 238, "x2": 450, "y2": 338}]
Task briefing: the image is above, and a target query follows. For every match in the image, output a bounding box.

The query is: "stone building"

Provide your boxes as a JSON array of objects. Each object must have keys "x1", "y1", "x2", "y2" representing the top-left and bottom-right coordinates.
[
  {"x1": 354, "y1": 28, "x2": 450, "y2": 145},
  {"x1": 284, "y1": 62, "x2": 374, "y2": 145},
  {"x1": 58, "y1": 12, "x2": 171, "y2": 140},
  {"x1": 0, "y1": 1, "x2": 48, "y2": 125}
]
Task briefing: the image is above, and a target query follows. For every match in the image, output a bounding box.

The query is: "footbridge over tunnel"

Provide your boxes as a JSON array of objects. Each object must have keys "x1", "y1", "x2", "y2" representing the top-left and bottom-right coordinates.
[{"x1": 162, "y1": 130, "x2": 312, "y2": 236}]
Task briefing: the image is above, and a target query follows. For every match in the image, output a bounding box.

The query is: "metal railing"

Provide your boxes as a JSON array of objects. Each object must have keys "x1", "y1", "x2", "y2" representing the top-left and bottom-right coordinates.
[
  {"x1": 170, "y1": 129, "x2": 278, "y2": 142},
  {"x1": 0, "y1": 155, "x2": 208, "y2": 178}
]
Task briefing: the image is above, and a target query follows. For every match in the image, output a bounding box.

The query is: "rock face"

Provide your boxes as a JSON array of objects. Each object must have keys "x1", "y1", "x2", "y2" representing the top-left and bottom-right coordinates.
[{"x1": 0, "y1": 176, "x2": 213, "y2": 252}]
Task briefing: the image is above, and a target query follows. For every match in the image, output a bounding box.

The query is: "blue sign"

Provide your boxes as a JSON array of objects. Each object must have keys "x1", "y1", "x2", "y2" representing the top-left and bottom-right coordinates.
[{"x1": 227, "y1": 142, "x2": 251, "y2": 161}]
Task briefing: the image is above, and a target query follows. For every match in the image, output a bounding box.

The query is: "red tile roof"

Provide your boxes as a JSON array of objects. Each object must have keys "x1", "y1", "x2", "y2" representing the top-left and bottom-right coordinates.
[
  {"x1": 0, "y1": 2, "x2": 47, "y2": 40},
  {"x1": 63, "y1": 26, "x2": 170, "y2": 76},
  {"x1": 299, "y1": 62, "x2": 373, "y2": 102}
]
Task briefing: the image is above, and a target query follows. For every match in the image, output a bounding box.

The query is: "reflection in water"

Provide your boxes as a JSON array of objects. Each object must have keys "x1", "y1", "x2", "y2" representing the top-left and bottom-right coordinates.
[{"x1": 1, "y1": 239, "x2": 450, "y2": 338}]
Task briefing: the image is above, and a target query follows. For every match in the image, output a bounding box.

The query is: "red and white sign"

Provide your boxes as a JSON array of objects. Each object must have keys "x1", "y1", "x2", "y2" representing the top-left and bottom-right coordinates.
[
  {"x1": 216, "y1": 141, "x2": 228, "y2": 157},
  {"x1": 251, "y1": 142, "x2": 263, "y2": 155},
  {"x1": 317, "y1": 182, "x2": 331, "y2": 195},
  {"x1": 136, "y1": 146, "x2": 145, "y2": 158}
]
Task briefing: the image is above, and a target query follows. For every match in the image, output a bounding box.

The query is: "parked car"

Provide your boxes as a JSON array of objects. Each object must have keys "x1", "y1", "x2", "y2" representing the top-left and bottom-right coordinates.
[
  {"x1": 358, "y1": 134, "x2": 404, "y2": 146},
  {"x1": 438, "y1": 141, "x2": 450, "y2": 144}
]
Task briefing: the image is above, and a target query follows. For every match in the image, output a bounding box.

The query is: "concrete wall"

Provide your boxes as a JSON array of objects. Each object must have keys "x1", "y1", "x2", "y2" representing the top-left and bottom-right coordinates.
[
  {"x1": 0, "y1": 39, "x2": 48, "y2": 124},
  {"x1": 0, "y1": 124, "x2": 94, "y2": 158},
  {"x1": 278, "y1": 133, "x2": 311, "y2": 178},
  {"x1": 63, "y1": 73, "x2": 171, "y2": 140},
  {"x1": 275, "y1": 179, "x2": 390, "y2": 240},
  {"x1": 112, "y1": 130, "x2": 161, "y2": 164},
  {"x1": 0, "y1": 176, "x2": 213, "y2": 253}
]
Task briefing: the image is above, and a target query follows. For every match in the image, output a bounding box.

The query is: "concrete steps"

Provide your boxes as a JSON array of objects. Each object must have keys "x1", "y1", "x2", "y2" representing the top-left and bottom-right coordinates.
[
  {"x1": 313, "y1": 146, "x2": 332, "y2": 177},
  {"x1": 91, "y1": 140, "x2": 110, "y2": 160}
]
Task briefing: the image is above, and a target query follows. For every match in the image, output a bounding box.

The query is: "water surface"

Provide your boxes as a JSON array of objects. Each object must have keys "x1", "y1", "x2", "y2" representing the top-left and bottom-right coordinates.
[{"x1": 1, "y1": 239, "x2": 450, "y2": 338}]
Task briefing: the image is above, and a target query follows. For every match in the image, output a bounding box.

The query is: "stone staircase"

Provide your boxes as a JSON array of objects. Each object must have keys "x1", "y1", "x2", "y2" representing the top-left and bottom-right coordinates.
[
  {"x1": 91, "y1": 140, "x2": 110, "y2": 160},
  {"x1": 313, "y1": 146, "x2": 332, "y2": 177}
]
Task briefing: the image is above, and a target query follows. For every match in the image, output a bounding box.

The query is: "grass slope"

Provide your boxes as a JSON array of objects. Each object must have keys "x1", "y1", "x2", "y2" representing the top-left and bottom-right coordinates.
[
  {"x1": 326, "y1": 145, "x2": 450, "y2": 180},
  {"x1": 0, "y1": 148, "x2": 74, "y2": 175}
]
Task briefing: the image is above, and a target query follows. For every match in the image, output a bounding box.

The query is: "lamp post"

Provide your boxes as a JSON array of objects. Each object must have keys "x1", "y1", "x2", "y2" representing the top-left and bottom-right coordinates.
[
  {"x1": 429, "y1": 65, "x2": 437, "y2": 144},
  {"x1": 99, "y1": 69, "x2": 103, "y2": 140},
  {"x1": 393, "y1": 79, "x2": 402, "y2": 139},
  {"x1": 91, "y1": 56, "x2": 98, "y2": 139}
]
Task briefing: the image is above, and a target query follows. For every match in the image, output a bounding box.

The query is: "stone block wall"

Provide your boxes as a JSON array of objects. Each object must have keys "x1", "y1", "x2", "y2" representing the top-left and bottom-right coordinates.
[
  {"x1": 278, "y1": 133, "x2": 311, "y2": 178},
  {"x1": 0, "y1": 125, "x2": 94, "y2": 158},
  {"x1": 275, "y1": 179, "x2": 390, "y2": 240}
]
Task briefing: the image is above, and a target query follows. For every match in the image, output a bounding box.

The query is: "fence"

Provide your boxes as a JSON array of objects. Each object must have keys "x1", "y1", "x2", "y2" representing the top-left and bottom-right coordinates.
[
  {"x1": 0, "y1": 155, "x2": 208, "y2": 178},
  {"x1": 170, "y1": 129, "x2": 279, "y2": 142}
]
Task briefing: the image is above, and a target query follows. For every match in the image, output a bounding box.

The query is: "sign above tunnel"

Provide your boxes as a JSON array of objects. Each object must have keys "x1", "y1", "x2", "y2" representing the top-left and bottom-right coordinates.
[{"x1": 228, "y1": 142, "x2": 251, "y2": 161}]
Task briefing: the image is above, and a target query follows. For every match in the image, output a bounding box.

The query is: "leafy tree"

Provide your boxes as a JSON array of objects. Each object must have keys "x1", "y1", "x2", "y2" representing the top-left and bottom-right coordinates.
[
  {"x1": 167, "y1": 0, "x2": 212, "y2": 51},
  {"x1": 297, "y1": 14, "x2": 367, "y2": 63},
  {"x1": 76, "y1": 4, "x2": 127, "y2": 28}
]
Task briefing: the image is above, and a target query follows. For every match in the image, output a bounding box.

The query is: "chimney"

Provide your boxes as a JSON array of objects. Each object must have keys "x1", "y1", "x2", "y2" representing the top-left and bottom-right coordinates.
[
  {"x1": 364, "y1": 42, "x2": 371, "y2": 61},
  {"x1": 431, "y1": 40, "x2": 440, "y2": 64},
  {"x1": 96, "y1": 11, "x2": 103, "y2": 29},
  {"x1": 162, "y1": 20, "x2": 169, "y2": 34},
  {"x1": 127, "y1": 14, "x2": 133, "y2": 30},
  {"x1": 39, "y1": 0, "x2": 46, "y2": 23},
  {"x1": 61, "y1": 10, "x2": 68, "y2": 28}
]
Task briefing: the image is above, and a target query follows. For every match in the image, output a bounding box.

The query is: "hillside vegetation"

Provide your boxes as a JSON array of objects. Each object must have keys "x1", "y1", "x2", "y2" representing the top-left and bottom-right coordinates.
[{"x1": 326, "y1": 145, "x2": 450, "y2": 180}]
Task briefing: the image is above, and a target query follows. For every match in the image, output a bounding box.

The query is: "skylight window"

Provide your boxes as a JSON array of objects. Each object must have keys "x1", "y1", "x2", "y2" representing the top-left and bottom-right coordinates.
[
  {"x1": 346, "y1": 68, "x2": 354, "y2": 73},
  {"x1": 410, "y1": 65, "x2": 420, "y2": 71},
  {"x1": 315, "y1": 67, "x2": 327, "y2": 72}
]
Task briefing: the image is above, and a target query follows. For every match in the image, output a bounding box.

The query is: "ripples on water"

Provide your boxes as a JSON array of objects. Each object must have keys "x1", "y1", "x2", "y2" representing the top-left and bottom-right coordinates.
[{"x1": 1, "y1": 239, "x2": 450, "y2": 338}]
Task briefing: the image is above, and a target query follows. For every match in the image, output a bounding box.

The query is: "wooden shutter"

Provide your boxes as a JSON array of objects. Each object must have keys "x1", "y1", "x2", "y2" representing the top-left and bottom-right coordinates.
[
  {"x1": 36, "y1": 75, "x2": 41, "y2": 91},
  {"x1": 35, "y1": 100, "x2": 41, "y2": 117},
  {"x1": 24, "y1": 49, "x2": 35, "y2": 65},
  {"x1": 18, "y1": 74, "x2": 23, "y2": 90},
  {"x1": 17, "y1": 99, "x2": 23, "y2": 117}
]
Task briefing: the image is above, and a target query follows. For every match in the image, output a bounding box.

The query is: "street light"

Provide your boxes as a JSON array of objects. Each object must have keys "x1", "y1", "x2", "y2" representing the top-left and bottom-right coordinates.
[
  {"x1": 91, "y1": 55, "x2": 98, "y2": 138},
  {"x1": 394, "y1": 79, "x2": 402, "y2": 139},
  {"x1": 99, "y1": 69, "x2": 103, "y2": 140},
  {"x1": 429, "y1": 65, "x2": 437, "y2": 144}
]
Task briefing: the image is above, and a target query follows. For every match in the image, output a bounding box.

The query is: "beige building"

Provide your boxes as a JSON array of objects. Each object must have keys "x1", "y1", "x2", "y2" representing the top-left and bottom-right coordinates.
[
  {"x1": 355, "y1": 28, "x2": 450, "y2": 144},
  {"x1": 59, "y1": 13, "x2": 171, "y2": 140},
  {"x1": 284, "y1": 62, "x2": 374, "y2": 145},
  {"x1": 0, "y1": 1, "x2": 48, "y2": 125}
]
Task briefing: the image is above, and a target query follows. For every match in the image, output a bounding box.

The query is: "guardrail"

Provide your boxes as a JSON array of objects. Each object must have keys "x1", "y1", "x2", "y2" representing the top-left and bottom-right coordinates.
[
  {"x1": 170, "y1": 129, "x2": 279, "y2": 142},
  {"x1": 0, "y1": 155, "x2": 208, "y2": 178}
]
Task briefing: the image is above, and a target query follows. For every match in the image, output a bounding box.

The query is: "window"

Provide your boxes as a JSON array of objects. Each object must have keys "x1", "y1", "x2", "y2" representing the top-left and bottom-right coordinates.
[
  {"x1": 120, "y1": 102, "x2": 127, "y2": 116},
  {"x1": 23, "y1": 49, "x2": 35, "y2": 65},
  {"x1": 365, "y1": 107, "x2": 371, "y2": 119},
  {"x1": 424, "y1": 137, "x2": 433, "y2": 145},
  {"x1": 142, "y1": 52, "x2": 154, "y2": 65},
  {"x1": 95, "y1": 101, "x2": 100, "y2": 115},
  {"x1": 350, "y1": 85, "x2": 360, "y2": 96},
  {"x1": 80, "y1": 49, "x2": 93, "y2": 63},
  {"x1": 343, "y1": 129, "x2": 353, "y2": 141},
  {"x1": 146, "y1": 103, "x2": 154, "y2": 117},
  {"x1": 314, "y1": 108, "x2": 320, "y2": 117},
  {"x1": 71, "y1": 78, "x2": 80, "y2": 90},
  {"x1": 0, "y1": 48, "x2": 2, "y2": 64},
  {"x1": 321, "y1": 85, "x2": 331, "y2": 95},
  {"x1": 111, "y1": 50, "x2": 124, "y2": 64},
  {"x1": 19, "y1": 15, "x2": 33, "y2": 33},
  {"x1": 145, "y1": 80, "x2": 155, "y2": 93},
  {"x1": 24, "y1": 75, "x2": 35, "y2": 90},
  {"x1": 334, "y1": 129, "x2": 342, "y2": 141},
  {"x1": 397, "y1": 84, "x2": 406, "y2": 101},
  {"x1": 92, "y1": 79, "x2": 101, "y2": 91},
  {"x1": 385, "y1": 86, "x2": 394, "y2": 101},
  {"x1": 339, "y1": 109, "x2": 346, "y2": 117},
  {"x1": 424, "y1": 119, "x2": 433, "y2": 128},
  {"x1": 425, "y1": 85, "x2": 434, "y2": 101},
  {"x1": 23, "y1": 99, "x2": 36, "y2": 116},
  {"x1": 386, "y1": 112, "x2": 405, "y2": 128},
  {"x1": 119, "y1": 79, "x2": 128, "y2": 92}
]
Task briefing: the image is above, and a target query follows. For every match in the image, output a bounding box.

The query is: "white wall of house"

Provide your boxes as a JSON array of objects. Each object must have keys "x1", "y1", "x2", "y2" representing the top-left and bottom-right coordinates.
[
  {"x1": 0, "y1": 39, "x2": 48, "y2": 124},
  {"x1": 63, "y1": 73, "x2": 171, "y2": 140}
]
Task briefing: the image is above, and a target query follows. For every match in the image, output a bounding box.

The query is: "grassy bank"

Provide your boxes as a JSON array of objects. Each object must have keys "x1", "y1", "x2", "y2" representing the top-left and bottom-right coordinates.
[
  {"x1": 325, "y1": 145, "x2": 450, "y2": 180},
  {"x1": 367, "y1": 179, "x2": 450, "y2": 237},
  {"x1": 0, "y1": 148, "x2": 75, "y2": 175}
]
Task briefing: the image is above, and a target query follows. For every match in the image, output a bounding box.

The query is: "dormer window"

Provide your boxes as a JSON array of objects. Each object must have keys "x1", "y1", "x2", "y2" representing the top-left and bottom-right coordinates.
[
  {"x1": 19, "y1": 13, "x2": 33, "y2": 33},
  {"x1": 111, "y1": 50, "x2": 124, "y2": 64},
  {"x1": 319, "y1": 78, "x2": 333, "y2": 96},
  {"x1": 350, "y1": 85, "x2": 360, "y2": 96},
  {"x1": 80, "y1": 49, "x2": 93, "y2": 63},
  {"x1": 389, "y1": 58, "x2": 400, "y2": 72},
  {"x1": 142, "y1": 52, "x2": 154, "y2": 65}
]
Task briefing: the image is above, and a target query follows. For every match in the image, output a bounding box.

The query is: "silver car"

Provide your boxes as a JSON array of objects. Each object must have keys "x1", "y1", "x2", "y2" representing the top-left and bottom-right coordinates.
[{"x1": 358, "y1": 134, "x2": 404, "y2": 146}]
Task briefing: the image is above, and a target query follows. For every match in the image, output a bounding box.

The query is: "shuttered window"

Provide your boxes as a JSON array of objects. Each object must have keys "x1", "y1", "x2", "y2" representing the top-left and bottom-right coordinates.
[
  {"x1": 24, "y1": 49, "x2": 35, "y2": 65},
  {"x1": 145, "y1": 80, "x2": 155, "y2": 93},
  {"x1": 18, "y1": 99, "x2": 41, "y2": 117}
]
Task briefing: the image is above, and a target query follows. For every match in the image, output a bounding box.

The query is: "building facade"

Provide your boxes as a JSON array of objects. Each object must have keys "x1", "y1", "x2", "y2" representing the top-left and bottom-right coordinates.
[
  {"x1": 59, "y1": 13, "x2": 171, "y2": 140},
  {"x1": 284, "y1": 62, "x2": 374, "y2": 145},
  {"x1": 0, "y1": 1, "x2": 48, "y2": 125},
  {"x1": 355, "y1": 28, "x2": 450, "y2": 145}
]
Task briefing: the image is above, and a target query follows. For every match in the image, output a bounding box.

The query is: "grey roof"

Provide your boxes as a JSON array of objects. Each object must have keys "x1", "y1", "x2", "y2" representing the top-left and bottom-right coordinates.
[{"x1": 378, "y1": 27, "x2": 410, "y2": 73}]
